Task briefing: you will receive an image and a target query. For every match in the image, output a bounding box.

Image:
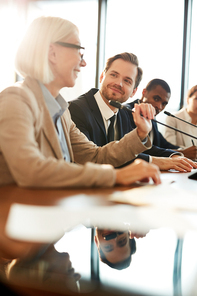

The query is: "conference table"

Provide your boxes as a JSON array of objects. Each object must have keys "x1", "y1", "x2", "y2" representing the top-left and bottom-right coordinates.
[{"x1": 0, "y1": 170, "x2": 197, "y2": 296}]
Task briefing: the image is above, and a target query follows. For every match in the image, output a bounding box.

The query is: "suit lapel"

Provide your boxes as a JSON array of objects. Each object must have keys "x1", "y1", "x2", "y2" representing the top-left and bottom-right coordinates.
[
  {"x1": 42, "y1": 107, "x2": 64, "y2": 159},
  {"x1": 117, "y1": 109, "x2": 133, "y2": 139},
  {"x1": 117, "y1": 112, "x2": 124, "y2": 139},
  {"x1": 85, "y1": 89, "x2": 107, "y2": 138},
  {"x1": 152, "y1": 120, "x2": 159, "y2": 145},
  {"x1": 24, "y1": 77, "x2": 63, "y2": 160}
]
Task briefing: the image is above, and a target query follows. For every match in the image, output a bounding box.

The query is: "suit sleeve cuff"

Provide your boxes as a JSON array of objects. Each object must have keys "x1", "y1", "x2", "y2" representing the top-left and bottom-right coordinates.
[{"x1": 169, "y1": 152, "x2": 184, "y2": 158}]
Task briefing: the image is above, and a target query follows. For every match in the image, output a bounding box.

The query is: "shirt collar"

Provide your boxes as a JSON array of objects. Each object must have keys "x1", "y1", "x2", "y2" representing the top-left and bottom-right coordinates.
[
  {"x1": 94, "y1": 90, "x2": 118, "y2": 120},
  {"x1": 39, "y1": 82, "x2": 68, "y2": 118}
]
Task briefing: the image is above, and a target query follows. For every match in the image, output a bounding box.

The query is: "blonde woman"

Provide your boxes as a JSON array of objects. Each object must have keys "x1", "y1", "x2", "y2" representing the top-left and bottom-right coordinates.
[{"x1": 0, "y1": 16, "x2": 160, "y2": 188}]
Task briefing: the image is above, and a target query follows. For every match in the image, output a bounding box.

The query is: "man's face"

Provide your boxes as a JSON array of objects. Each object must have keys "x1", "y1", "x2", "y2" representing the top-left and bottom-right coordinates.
[
  {"x1": 99, "y1": 59, "x2": 138, "y2": 105},
  {"x1": 95, "y1": 229, "x2": 131, "y2": 264},
  {"x1": 141, "y1": 85, "x2": 171, "y2": 115}
]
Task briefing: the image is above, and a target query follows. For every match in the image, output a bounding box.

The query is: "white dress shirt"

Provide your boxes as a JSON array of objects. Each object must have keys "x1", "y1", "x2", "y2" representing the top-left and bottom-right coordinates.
[
  {"x1": 94, "y1": 90, "x2": 119, "y2": 140},
  {"x1": 164, "y1": 107, "x2": 197, "y2": 148}
]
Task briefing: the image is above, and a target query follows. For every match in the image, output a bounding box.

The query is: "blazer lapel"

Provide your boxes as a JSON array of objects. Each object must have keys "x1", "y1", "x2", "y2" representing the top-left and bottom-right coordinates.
[
  {"x1": 117, "y1": 111, "x2": 124, "y2": 139},
  {"x1": 24, "y1": 77, "x2": 63, "y2": 160},
  {"x1": 42, "y1": 107, "x2": 64, "y2": 159},
  {"x1": 152, "y1": 120, "x2": 160, "y2": 145},
  {"x1": 85, "y1": 89, "x2": 107, "y2": 138}
]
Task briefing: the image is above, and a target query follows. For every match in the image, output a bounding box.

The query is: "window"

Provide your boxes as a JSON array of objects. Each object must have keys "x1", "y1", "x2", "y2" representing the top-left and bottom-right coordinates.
[
  {"x1": 0, "y1": 0, "x2": 193, "y2": 117},
  {"x1": 188, "y1": 0, "x2": 197, "y2": 97},
  {"x1": 105, "y1": 0, "x2": 184, "y2": 123},
  {"x1": 27, "y1": 0, "x2": 98, "y2": 100},
  {"x1": 0, "y1": 0, "x2": 98, "y2": 101}
]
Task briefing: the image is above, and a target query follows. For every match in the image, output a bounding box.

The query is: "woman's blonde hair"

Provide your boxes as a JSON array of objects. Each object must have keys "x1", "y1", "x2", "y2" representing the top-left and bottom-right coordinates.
[{"x1": 15, "y1": 16, "x2": 78, "y2": 83}]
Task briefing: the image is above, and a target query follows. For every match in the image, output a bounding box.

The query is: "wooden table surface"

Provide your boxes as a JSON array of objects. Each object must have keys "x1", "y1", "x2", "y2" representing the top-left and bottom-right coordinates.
[
  {"x1": 0, "y1": 169, "x2": 196, "y2": 260},
  {"x1": 0, "y1": 170, "x2": 196, "y2": 296}
]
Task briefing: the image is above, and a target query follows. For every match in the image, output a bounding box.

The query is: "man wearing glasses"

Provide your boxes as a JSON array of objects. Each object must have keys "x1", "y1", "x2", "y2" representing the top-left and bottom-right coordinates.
[{"x1": 94, "y1": 228, "x2": 146, "y2": 270}]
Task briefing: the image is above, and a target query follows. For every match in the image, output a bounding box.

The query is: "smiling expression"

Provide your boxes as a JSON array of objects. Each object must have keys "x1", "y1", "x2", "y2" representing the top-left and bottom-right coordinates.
[
  {"x1": 95, "y1": 229, "x2": 131, "y2": 263},
  {"x1": 50, "y1": 31, "x2": 86, "y2": 89},
  {"x1": 141, "y1": 85, "x2": 171, "y2": 115},
  {"x1": 99, "y1": 59, "x2": 138, "y2": 107}
]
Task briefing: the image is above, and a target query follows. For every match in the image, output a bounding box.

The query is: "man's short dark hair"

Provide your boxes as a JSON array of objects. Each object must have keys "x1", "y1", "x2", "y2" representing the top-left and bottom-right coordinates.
[
  {"x1": 145, "y1": 78, "x2": 171, "y2": 94},
  {"x1": 98, "y1": 238, "x2": 136, "y2": 270},
  {"x1": 104, "y1": 52, "x2": 143, "y2": 89}
]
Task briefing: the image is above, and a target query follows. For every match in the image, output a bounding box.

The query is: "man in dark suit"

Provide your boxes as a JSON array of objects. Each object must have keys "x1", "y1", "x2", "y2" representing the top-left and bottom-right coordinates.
[
  {"x1": 69, "y1": 52, "x2": 196, "y2": 171},
  {"x1": 126, "y1": 78, "x2": 196, "y2": 160}
]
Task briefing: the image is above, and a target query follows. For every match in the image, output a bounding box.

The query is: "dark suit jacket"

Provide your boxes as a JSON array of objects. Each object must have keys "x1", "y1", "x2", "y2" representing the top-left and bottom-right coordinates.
[
  {"x1": 69, "y1": 89, "x2": 177, "y2": 164},
  {"x1": 126, "y1": 99, "x2": 180, "y2": 150}
]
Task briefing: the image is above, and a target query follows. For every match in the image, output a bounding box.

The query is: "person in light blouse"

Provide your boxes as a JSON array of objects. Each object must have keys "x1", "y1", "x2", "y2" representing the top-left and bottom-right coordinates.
[{"x1": 164, "y1": 85, "x2": 197, "y2": 160}]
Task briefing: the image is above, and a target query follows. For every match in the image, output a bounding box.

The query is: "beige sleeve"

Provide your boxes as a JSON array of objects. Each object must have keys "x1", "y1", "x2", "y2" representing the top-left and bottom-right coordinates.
[
  {"x1": 0, "y1": 89, "x2": 115, "y2": 188},
  {"x1": 0, "y1": 87, "x2": 151, "y2": 189}
]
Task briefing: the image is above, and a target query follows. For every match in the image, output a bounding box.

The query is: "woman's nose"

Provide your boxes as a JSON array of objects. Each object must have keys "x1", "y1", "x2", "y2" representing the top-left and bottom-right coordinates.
[{"x1": 80, "y1": 58, "x2": 86, "y2": 67}]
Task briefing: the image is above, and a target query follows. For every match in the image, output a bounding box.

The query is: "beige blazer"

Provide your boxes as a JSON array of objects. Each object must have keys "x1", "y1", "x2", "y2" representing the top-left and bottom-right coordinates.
[{"x1": 0, "y1": 77, "x2": 151, "y2": 188}]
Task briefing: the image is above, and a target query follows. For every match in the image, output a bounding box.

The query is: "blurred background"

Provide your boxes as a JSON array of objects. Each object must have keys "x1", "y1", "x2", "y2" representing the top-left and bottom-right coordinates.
[{"x1": 0, "y1": 0, "x2": 196, "y2": 126}]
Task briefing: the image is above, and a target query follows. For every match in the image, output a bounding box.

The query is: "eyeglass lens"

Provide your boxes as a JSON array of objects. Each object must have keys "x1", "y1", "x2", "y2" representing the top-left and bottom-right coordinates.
[
  {"x1": 80, "y1": 49, "x2": 84, "y2": 61},
  {"x1": 103, "y1": 231, "x2": 124, "y2": 241}
]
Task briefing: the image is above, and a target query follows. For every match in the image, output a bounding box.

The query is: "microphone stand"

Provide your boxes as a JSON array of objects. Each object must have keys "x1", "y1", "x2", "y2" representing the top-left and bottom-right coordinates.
[
  {"x1": 152, "y1": 119, "x2": 197, "y2": 140},
  {"x1": 164, "y1": 111, "x2": 197, "y2": 128},
  {"x1": 109, "y1": 101, "x2": 197, "y2": 140}
]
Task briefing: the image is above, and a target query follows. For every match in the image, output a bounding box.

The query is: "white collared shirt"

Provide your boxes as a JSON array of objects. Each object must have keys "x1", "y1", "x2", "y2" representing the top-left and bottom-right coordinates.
[
  {"x1": 94, "y1": 90, "x2": 119, "y2": 140},
  {"x1": 94, "y1": 90, "x2": 151, "y2": 161}
]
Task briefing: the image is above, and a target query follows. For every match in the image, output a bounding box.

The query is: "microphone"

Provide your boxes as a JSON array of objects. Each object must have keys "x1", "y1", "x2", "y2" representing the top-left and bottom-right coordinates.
[
  {"x1": 109, "y1": 100, "x2": 133, "y2": 111},
  {"x1": 164, "y1": 111, "x2": 197, "y2": 128},
  {"x1": 109, "y1": 100, "x2": 197, "y2": 140}
]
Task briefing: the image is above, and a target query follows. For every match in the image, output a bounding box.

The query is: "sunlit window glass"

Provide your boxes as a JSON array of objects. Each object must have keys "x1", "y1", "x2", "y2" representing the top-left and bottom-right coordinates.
[
  {"x1": 188, "y1": 0, "x2": 197, "y2": 97},
  {"x1": 105, "y1": 0, "x2": 184, "y2": 125},
  {"x1": 0, "y1": 0, "x2": 98, "y2": 101}
]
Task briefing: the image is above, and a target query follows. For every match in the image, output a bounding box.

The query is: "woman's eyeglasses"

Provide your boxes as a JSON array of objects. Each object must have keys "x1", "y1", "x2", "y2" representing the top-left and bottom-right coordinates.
[
  {"x1": 102, "y1": 231, "x2": 124, "y2": 241},
  {"x1": 55, "y1": 41, "x2": 85, "y2": 61}
]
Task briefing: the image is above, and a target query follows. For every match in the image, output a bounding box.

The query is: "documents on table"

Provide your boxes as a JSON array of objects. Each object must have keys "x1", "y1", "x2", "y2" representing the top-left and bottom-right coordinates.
[{"x1": 110, "y1": 178, "x2": 197, "y2": 211}]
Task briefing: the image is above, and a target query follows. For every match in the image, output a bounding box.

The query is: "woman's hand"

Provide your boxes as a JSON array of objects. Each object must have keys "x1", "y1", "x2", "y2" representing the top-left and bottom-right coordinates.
[{"x1": 115, "y1": 159, "x2": 161, "y2": 185}]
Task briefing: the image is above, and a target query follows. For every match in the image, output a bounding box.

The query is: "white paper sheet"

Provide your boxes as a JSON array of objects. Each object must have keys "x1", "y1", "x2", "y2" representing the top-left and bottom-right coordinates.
[{"x1": 110, "y1": 178, "x2": 197, "y2": 211}]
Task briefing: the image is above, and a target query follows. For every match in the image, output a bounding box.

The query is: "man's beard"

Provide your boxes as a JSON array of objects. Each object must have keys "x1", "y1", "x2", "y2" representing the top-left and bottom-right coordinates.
[{"x1": 101, "y1": 84, "x2": 126, "y2": 104}]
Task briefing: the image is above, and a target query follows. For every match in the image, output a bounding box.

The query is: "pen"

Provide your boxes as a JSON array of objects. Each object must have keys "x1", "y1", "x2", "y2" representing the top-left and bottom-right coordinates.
[{"x1": 192, "y1": 139, "x2": 195, "y2": 146}]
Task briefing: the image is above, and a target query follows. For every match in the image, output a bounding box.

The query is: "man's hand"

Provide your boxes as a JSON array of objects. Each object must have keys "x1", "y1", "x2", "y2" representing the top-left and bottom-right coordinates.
[
  {"x1": 129, "y1": 232, "x2": 148, "y2": 239},
  {"x1": 115, "y1": 159, "x2": 161, "y2": 185},
  {"x1": 132, "y1": 103, "x2": 155, "y2": 140},
  {"x1": 178, "y1": 146, "x2": 197, "y2": 160},
  {"x1": 152, "y1": 155, "x2": 197, "y2": 172}
]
